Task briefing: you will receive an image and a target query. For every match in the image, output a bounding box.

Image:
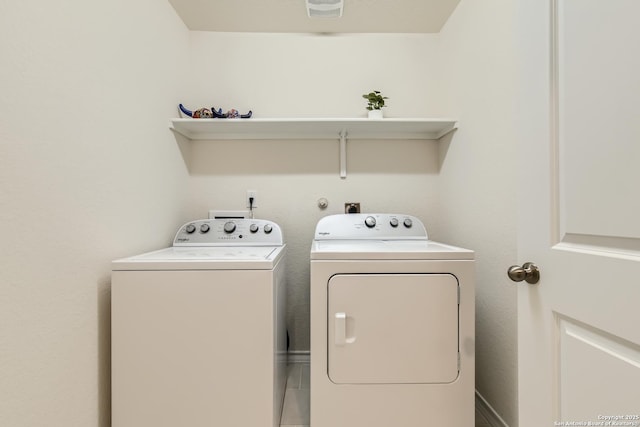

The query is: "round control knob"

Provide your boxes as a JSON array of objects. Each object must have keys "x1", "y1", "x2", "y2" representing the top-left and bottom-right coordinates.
[
  {"x1": 249, "y1": 224, "x2": 259, "y2": 233},
  {"x1": 263, "y1": 224, "x2": 273, "y2": 234},
  {"x1": 403, "y1": 218, "x2": 413, "y2": 228},
  {"x1": 185, "y1": 224, "x2": 196, "y2": 234},
  {"x1": 389, "y1": 218, "x2": 399, "y2": 228},
  {"x1": 200, "y1": 224, "x2": 210, "y2": 233},
  {"x1": 365, "y1": 216, "x2": 376, "y2": 228},
  {"x1": 223, "y1": 221, "x2": 236, "y2": 234}
]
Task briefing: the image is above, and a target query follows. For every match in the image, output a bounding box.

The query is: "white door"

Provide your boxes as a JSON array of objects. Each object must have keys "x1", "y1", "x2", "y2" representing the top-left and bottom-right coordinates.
[{"x1": 517, "y1": 1, "x2": 640, "y2": 426}]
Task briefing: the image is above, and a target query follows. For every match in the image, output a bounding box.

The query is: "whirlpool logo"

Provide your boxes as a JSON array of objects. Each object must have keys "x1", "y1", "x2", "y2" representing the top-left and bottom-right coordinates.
[{"x1": 318, "y1": 231, "x2": 330, "y2": 236}]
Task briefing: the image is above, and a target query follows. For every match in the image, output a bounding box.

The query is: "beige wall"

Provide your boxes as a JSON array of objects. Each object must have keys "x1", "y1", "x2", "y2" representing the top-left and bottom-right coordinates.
[
  {"x1": 437, "y1": 1, "x2": 519, "y2": 425},
  {"x1": 0, "y1": 1, "x2": 190, "y2": 426}
]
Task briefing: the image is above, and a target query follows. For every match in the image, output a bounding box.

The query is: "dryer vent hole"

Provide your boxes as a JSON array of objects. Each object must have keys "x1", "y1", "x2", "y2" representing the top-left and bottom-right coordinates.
[{"x1": 345, "y1": 203, "x2": 361, "y2": 214}]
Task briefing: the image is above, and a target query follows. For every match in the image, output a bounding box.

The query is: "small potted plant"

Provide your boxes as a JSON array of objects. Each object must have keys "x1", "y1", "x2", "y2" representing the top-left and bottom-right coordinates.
[{"x1": 362, "y1": 90, "x2": 388, "y2": 119}]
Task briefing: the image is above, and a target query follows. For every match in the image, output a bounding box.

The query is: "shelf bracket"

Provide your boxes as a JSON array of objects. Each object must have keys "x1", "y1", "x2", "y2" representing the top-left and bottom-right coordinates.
[{"x1": 339, "y1": 130, "x2": 347, "y2": 179}]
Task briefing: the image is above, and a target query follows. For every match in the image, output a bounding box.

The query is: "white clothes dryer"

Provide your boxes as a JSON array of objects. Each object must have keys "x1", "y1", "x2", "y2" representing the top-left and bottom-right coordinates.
[
  {"x1": 310, "y1": 214, "x2": 475, "y2": 427},
  {"x1": 112, "y1": 219, "x2": 286, "y2": 427}
]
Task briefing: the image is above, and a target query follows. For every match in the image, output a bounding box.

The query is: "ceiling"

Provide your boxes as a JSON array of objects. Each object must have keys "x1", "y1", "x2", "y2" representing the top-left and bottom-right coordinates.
[{"x1": 168, "y1": 0, "x2": 461, "y2": 33}]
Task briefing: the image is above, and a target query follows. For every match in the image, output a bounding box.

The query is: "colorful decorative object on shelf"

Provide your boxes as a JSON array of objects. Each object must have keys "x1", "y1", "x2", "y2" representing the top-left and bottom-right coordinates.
[
  {"x1": 211, "y1": 107, "x2": 252, "y2": 119},
  {"x1": 179, "y1": 104, "x2": 252, "y2": 119},
  {"x1": 179, "y1": 104, "x2": 213, "y2": 118}
]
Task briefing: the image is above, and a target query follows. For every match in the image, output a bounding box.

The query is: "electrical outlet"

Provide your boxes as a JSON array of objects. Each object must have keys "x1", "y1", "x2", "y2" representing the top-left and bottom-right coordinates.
[
  {"x1": 246, "y1": 190, "x2": 258, "y2": 209},
  {"x1": 345, "y1": 202, "x2": 360, "y2": 214}
]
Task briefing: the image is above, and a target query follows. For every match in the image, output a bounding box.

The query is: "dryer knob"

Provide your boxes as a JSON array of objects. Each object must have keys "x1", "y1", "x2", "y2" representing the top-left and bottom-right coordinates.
[
  {"x1": 389, "y1": 218, "x2": 399, "y2": 228},
  {"x1": 200, "y1": 224, "x2": 210, "y2": 233},
  {"x1": 263, "y1": 224, "x2": 273, "y2": 234},
  {"x1": 185, "y1": 224, "x2": 196, "y2": 234},
  {"x1": 223, "y1": 221, "x2": 236, "y2": 233},
  {"x1": 403, "y1": 218, "x2": 413, "y2": 228},
  {"x1": 249, "y1": 224, "x2": 259, "y2": 233},
  {"x1": 365, "y1": 216, "x2": 376, "y2": 228}
]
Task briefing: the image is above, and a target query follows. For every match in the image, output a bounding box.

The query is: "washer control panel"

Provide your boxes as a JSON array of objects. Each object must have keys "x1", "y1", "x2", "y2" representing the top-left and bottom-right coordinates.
[
  {"x1": 173, "y1": 219, "x2": 283, "y2": 246},
  {"x1": 314, "y1": 214, "x2": 427, "y2": 240}
]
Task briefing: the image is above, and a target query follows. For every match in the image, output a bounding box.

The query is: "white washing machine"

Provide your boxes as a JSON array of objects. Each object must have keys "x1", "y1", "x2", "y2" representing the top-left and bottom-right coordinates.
[
  {"x1": 310, "y1": 214, "x2": 475, "y2": 427},
  {"x1": 111, "y1": 219, "x2": 287, "y2": 427}
]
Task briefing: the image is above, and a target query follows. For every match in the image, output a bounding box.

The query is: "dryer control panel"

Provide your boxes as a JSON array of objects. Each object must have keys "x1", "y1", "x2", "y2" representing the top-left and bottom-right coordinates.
[
  {"x1": 173, "y1": 219, "x2": 283, "y2": 246},
  {"x1": 314, "y1": 214, "x2": 427, "y2": 241}
]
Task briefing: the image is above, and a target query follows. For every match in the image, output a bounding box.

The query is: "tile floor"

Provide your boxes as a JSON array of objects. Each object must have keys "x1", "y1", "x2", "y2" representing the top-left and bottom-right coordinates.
[
  {"x1": 281, "y1": 362, "x2": 492, "y2": 427},
  {"x1": 280, "y1": 363, "x2": 310, "y2": 427}
]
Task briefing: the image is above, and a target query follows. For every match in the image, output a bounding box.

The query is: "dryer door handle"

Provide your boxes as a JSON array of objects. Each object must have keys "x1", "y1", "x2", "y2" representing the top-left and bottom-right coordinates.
[{"x1": 335, "y1": 312, "x2": 347, "y2": 346}]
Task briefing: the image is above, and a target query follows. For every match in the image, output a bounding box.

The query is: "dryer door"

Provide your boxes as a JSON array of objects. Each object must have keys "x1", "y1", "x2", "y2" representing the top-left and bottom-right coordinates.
[{"x1": 328, "y1": 273, "x2": 459, "y2": 384}]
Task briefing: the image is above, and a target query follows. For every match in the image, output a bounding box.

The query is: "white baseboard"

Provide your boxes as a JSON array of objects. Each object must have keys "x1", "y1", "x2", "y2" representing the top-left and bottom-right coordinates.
[
  {"x1": 287, "y1": 351, "x2": 310, "y2": 364},
  {"x1": 475, "y1": 390, "x2": 509, "y2": 427}
]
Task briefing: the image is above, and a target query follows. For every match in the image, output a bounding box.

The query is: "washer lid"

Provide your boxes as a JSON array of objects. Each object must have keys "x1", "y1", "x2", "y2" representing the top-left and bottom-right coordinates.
[
  {"x1": 310, "y1": 240, "x2": 473, "y2": 260},
  {"x1": 112, "y1": 245, "x2": 285, "y2": 271}
]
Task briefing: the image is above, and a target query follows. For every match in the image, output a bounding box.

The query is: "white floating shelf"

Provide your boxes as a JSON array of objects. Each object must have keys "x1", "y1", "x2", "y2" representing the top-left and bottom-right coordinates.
[
  {"x1": 169, "y1": 117, "x2": 458, "y2": 178},
  {"x1": 170, "y1": 117, "x2": 457, "y2": 141}
]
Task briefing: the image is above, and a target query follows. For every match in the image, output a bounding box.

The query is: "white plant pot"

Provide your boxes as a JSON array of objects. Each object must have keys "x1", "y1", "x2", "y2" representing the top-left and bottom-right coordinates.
[{"x1": 368, "y1": 109, "x2": 384, "y2": 119}]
